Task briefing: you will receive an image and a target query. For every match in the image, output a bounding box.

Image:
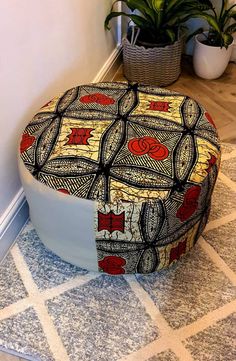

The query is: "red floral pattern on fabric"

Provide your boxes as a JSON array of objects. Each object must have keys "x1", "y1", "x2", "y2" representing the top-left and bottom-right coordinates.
[
  {"x1": 205, "y1": 112, "x2": 216, "y2": 128},
  {"x1": 176, "y1": 186, "x2": 201, "y2": 222},
  {"x1": 66, "y1": 128, "x2": 94, "y2": 145},
  {"x1": 128, "y1": 136, "x2": 169, "y2": 161},
  {"x1": 20, "y1": 133, "x2": 36, "y2": 154},
  {"x1": 98, "y1": 211, "x2": 125, "y2": 233},
  {"x1": 169, "y1": 240, "x2": 187, "y2": 264},
  {"x1": 98, "y1": 256, "x2": 126, "y2": 275},
  {"x1": 149, "y1": 101, "x2": 169, "y2": 112},
  {"x1": 80, "y1": 93, "x2": 115, "y2": 105},
  {"x1": 58, "y1": 189, "x2": 70, "y2": 195},
  {"x1": 206, "y1": 153, "x2": 217, "y2": 173}
]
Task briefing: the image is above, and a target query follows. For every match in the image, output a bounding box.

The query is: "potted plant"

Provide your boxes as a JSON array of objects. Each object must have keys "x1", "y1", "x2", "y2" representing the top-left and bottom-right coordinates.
[
  {"x1": 192, "y1": 0, "x2": 236, "y2": 79},
  {"x1": 105, "y1": 0, "x2": 211, "y2": 86}
]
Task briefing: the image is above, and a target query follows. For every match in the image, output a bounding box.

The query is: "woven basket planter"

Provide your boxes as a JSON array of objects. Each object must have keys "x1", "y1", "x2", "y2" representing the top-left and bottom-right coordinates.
[{"x1": 123, "y1": 36, "x2": 184, "y2": 86}]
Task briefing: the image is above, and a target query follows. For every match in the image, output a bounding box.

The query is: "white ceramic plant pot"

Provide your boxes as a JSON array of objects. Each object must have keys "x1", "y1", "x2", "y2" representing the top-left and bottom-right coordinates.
[{"x1": 193, "y1": 32, "x2": 234, "y2": 80}]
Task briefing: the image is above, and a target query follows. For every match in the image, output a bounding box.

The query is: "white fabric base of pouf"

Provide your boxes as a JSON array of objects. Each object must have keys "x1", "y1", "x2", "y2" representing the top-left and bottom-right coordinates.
[{"x1": 19, "y1": 158, "x2": 98, "y2": 271}]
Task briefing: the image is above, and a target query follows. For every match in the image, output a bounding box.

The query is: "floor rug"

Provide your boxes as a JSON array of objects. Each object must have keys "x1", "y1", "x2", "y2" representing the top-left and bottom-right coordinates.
[{"x1": 0, "y1": 143, "x2": 236, "y2": 361}]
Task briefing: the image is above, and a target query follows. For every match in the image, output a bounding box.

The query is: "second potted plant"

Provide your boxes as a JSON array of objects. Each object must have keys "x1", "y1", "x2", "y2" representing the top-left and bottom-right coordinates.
[
  {"x1": 105, "y1": 0, "x2": 211, "y2": 86},
  {"x1": 192, "y1": 0, "x2": 236, "y2": 79}
]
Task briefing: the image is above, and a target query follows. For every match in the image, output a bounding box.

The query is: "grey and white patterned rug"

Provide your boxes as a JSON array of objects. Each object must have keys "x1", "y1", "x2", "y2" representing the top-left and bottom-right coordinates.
[{"x1": 0, "y1": 143, "x2": 236, "y2": 361}]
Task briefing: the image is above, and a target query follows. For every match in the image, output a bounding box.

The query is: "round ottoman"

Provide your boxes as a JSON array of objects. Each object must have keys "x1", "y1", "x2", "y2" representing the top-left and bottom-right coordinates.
[{"x1": 19, "y1": 82, "x2": 221, "y2": 274}]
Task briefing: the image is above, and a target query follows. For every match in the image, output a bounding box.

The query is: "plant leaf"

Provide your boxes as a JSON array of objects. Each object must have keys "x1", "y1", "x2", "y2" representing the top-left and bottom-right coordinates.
[
  {"x1": 148, "y1": 0, "x2": 165, "y2": 29},
  {"x1": 220, "y1": 5, "x2": 236, "y2": 27},
  {"x1": 166, "y1": 0, "x2": 212, "y2": 14},
  {"x1": 228, "y1": 10, "x2": 236, "y2": 21},
  {"x1": 105, "y1": 11, "x2": 126, "y2": 30},
  {"x1": 195, "y1": 0, "x2": 214, "y2": 10},
  {"x1": 225, "y1": 23, "x2": 236, "y2": 35},
  {"x1": 166, "y1": 0, "x2": 187, "y2": 13},
  {"x1": 222, "y1": 33, "x2": 233, "y2": 48},
  {"x1": 186, "y1": 27, "x2": 204, "y2": 43},
  {"x1": 128, "y1": 13, "x2": 151, "y2": 29},
  {"x1": 127, "y1": 0, "x2": 156, "y2": 23},
  {"x1": 105, "y1": 11, "x2": 147, "y2": 30},
  {"x1": 196, "y1": 13, "x2": 221, "y2": 33},
  {"x1": 219, "y1": 0, "x2": 225, "y2": 20},
  {"x1": 146, "y1": 0, "x2": 153, "y2": 8},
  {"x1": 150, "y1": 0, "x2": 165, "y2": 12},
  {"x1": 165, "y1": 28, "x2": 176, "y2": 43}
]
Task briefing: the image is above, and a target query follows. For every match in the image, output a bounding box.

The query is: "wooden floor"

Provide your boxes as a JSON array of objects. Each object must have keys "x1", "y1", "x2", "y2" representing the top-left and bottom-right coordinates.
[
  {"x1": 113, "y1": 56, "x2": 236, "y2": 144},
  {"x1": 0, "y1": 57, "x2": 235, "y2": 361}
]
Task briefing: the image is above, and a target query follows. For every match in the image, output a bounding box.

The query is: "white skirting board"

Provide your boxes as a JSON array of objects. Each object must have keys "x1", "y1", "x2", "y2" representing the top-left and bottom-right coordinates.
[
  {"x1": 0, "y1": 188, "x2": 29, "y2": 263},
  {"x1": 92, "y1": 44, "x2": 122, "y2": 82},
  {"x1": 0, "y1": 45, "x2": 122, "y2": 263}
]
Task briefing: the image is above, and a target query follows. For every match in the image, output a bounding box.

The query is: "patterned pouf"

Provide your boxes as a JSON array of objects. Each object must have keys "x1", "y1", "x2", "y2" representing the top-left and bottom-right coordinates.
[{"x1": 19, "y1": 82, "x2": 221, "y2": 274}]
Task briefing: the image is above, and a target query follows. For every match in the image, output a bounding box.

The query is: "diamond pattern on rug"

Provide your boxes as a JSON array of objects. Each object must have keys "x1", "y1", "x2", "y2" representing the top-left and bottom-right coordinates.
[
  {"x1": 147, "y1": 350, "x2": 179, "y2": 361},
  {"x1": 46, "y1": 275, "x2": 159, "y2": 361},
  {"x1": 184, "y1": 313, "x2": 236, "y2": 361},
  {"x1": 0, "y1": 307, "x2": 53, "y2": 361},
  {"x1": 221, "y1": 143, "x2": 236, "y2": 154},
  {"x1": 204, "y1": 219, "x2": 236, "y2": 273},
  {"x1": 209, "y1": 179, "x2": 236, "y2": 221},
  {"x1": 0, "y1": 254, "x2": 28, "y2": 310},
  {"x1": 137, "y1": 244, "x2": 236, "y2": 329},
  {"x1": 17, "y1": 228, "x2": 88, "y2": 290},
  {"x1": 221, "y1": 156, "x2": 236, "y2": 182}
]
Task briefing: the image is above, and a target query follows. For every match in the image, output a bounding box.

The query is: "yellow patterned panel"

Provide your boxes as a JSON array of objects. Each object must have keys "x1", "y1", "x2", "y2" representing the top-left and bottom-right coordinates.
[
  {"x1": 38, "y1": 94, "x2": 64, "y2": 113},
  {"x1": 157, "y1": 221, "x2": 199, "y2": 270},
  {"x1": 110, "y1": 179, "x2": 169, "y2": 203},
  {"x1": 49, "y1": 118, "x2": 112, "y2": 162},
  {"x1": 190, "y1": 137, "x2": 220, "y2": 183},
  {"x1": 132, "y1": 93, "x2": 185, "y2": 125}
]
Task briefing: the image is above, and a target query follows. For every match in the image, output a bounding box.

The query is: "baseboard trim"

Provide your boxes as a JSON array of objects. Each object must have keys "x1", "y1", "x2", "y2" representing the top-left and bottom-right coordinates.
[
  {"x1": 0, "y1": 188, "x2": 29, "y2": 263},
  {"x1": 92, "y1": 44, "x2": 122, "y2": 82}
]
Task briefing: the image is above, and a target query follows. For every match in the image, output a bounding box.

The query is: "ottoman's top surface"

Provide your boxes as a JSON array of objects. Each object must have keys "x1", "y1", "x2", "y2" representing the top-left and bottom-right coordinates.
[{"x1": 20, "y1": 82, "x2": 220, "y2": 203}]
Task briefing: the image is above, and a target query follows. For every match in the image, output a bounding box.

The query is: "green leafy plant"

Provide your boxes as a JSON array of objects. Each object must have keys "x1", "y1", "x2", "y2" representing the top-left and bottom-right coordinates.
[
  {"x1": 190, "y1": 0, "x2": 236, "y2": 48},
  {"x1": 105, "y1": 0, "x2": 212, "y2": 45}
]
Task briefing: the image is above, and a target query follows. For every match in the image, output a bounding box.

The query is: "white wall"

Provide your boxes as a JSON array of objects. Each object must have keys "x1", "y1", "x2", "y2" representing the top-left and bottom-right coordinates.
[{"x1": 0, "y1": 0, "x2": 118, "y2": 218}]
